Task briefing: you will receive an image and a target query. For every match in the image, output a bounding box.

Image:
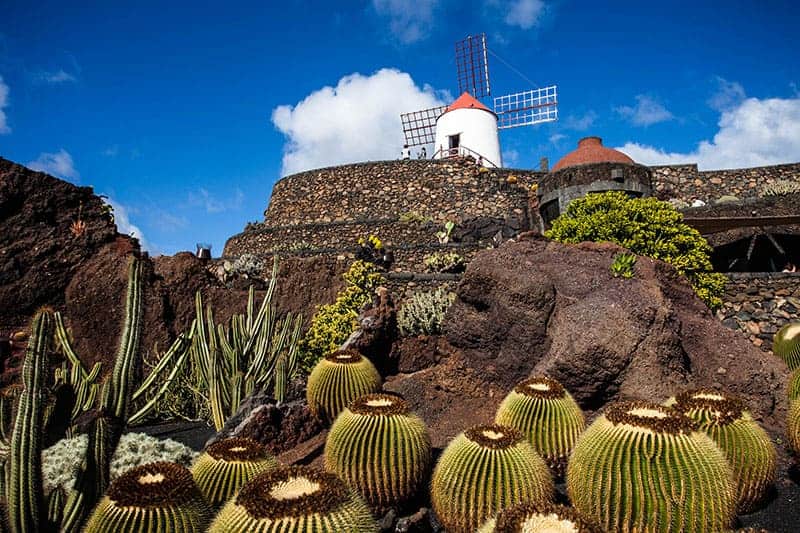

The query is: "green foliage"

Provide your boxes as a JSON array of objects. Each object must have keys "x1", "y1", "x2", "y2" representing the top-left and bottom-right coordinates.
[
  {"x1": 397, "y1": 288, "x2": 456, "y2": 337},
  {"x1": 306, "y1": 350, "x2": 382, "y2": 424},
  {"x1": 82, "y1": 462, "x2": 212, "y2": 533},
  {"x1": 760, "y1": 179, "x2": 800, "y2": 197},
  {"x1": 357, "y1": 234, "x2": 383, "y2": 250},
  {"x1": 436, "y1": 221, "x2": 456, "y2": 244},
  {"x1": 423, "y1": 252, "x2": 466, "y2": 273},
  {"x1": 567, "y1": 400, "x2": 736, "y2": 532},
  {"x1": 773, "y1": 322, "x2": 800, "y2": 370},
  {"x1": 324, "y1": 392, "x2": 431, "y2": 509},
  {"x1": 667, "y1": 390, "x2": 776, "y2": 513},
  {"x1": 494, "y1": 376, "x2": 586, "y2": 476},
  {"x1": 398, "y1": 211, "x2": 432, "y2": 225},
  {"x1": 544, "y1": 192, "x2": 727, "y2": 309},
  {"x1": 431, "y1": 424, "x2": 554, "y2": 532},
  {"x1": 208, "y1": 466, "x2": 379, "y2": 532},
  {"x1": 610, "y1": 252, "x2": 636, "y2": 279},
  {"x1": 299, "y1": 260, "x2": 384, "y2": 371}
]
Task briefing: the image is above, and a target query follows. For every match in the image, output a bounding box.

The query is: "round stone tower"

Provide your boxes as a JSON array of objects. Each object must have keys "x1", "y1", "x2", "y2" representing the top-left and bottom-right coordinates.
[{"x1": 434, "y1": 92, "x2": 502, "y2": 168}]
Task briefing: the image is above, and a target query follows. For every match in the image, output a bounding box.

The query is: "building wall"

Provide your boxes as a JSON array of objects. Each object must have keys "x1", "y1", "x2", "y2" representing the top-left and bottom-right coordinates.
[{"x1": 434, "y1": 108, "x2": 502, "y2": 167}]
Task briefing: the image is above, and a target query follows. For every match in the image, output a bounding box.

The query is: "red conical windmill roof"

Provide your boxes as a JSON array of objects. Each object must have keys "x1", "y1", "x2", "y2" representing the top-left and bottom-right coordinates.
[{"x1": 445, "y1": 92, "x2": 492, "y2": 113}]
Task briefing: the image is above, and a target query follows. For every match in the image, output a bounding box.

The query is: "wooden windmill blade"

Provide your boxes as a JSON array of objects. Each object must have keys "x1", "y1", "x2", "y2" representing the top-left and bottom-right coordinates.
[
  {"x1": 455, "y1": 33, "x2": 491, "y2": 98},
  {"x1": 400, "y1": 105, "x2": 448, "y2": 147},
  {"x1": 494, "y1": 85, "x2": 559, "y2": 129}
]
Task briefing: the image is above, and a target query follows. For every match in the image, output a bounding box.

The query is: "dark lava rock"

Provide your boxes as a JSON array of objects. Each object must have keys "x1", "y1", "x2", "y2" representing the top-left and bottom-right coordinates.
[
  {"x1": 343, "y1": 287, "x2": 399, "y2": 376},
  {"x1": 390, "y1": 335, "x2": 454, "y2": 374}
]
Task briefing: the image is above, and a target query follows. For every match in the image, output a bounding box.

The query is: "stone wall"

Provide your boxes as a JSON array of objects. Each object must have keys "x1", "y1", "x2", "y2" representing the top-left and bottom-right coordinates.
[{"x1": 717, "y1": 272, "x2": 800, "y2": 352}]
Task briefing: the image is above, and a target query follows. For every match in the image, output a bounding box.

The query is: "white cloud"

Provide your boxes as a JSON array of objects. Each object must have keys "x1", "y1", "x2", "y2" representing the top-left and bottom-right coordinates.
[
  {"x1": 37, "y1": 69, "x2": 77, "y2": 84},
  {"x1": 548, "y1": 133, "x2": 566, "y2": 144},
  {"x1": 616, "y1": 94, "x2": 800, "y2": 170},
  {"x1": 372, "y1": 0, "x2": 440, "y2": 44},
  {"x1": 615, "y1": 95, "x2": 674, "y2": 126},
  {"x1": 503, "y1": 149, "x2": 520, "y2": 166},
  {"x1": 187, "y1": 187, "x2": 244, "y2": 213},
  {"x1": 563, "y1": 111, "x2": 596, "y2": 131},
  {"x1": 26, "y1": 149, "x2": 79, "y2": 180},
  {"x1": 0, "y1": 76, "x2": 10, "y2": 134},
  {"x1": 104, "y1": 198, "x2": 155, "y2": 253},
  {"x1": 503, "y1": 0, "x2": 546, "y2": 29},
  {"x1": 708, "y1": 76, "x2": 746, "y2": 112},
  {"x1": 272, "y1": 68, "x2": 449, "y2": 176}
]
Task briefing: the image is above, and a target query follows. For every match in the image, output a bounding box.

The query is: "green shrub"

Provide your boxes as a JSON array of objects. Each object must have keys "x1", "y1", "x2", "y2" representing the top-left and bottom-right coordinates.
[
  {"x1": 544, "y1": 191, "x2": 727, "y2": 309},
  {"x1": 299, "y1": 261, "x2": 384, "y2": 371},
  {"x1": 610, "y1": 252, "x2": 636, "y2": 279},
  {"x1": 423, "y1": 252, "x2": 466, "y2": 273},
  {"x1": 397, "y1": 288, "x2": 456, "y2": 337}
]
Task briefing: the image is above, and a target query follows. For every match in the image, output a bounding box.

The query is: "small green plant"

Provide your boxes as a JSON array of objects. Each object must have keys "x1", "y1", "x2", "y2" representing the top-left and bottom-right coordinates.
[
  {"x1": 398, "y1": 211, "x2": 432, "y2": 224},
  {"x1": 306, "y1": 349, "x2": 382, "y2": 424},
  {"x1": 299, "y1": 260, "x2": 384, "y2": 371},
  {"x1": 357, "y1": 234, "x2": 383, "y2": 250},
  {"x1": 610, "y1": 252, "x2": 637, "y2": 279},
  {"x1": 760, "y1": 179, "x2": 800, "y2": 197},
  {"x1": 545, "y1": 191, "x2": 727, "y2": 309},
  {"x1": 773, "y1": 322, "x2": 800, "y2": 370},
  {"x1": 436, "y1": 220, "x2": 456, "y2": 244},
  {"x1": 397, "y1": 288, "x2": 456, "y2": 337},
  {"x1": 423, "y1": 252, "x2": 465, "y2": 273}
]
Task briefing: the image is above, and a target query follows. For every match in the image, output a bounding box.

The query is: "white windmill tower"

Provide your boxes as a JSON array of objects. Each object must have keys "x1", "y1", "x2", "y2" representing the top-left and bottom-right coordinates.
[{"x1": 400, "y1": 33, "x2": 558, "y2": 168}]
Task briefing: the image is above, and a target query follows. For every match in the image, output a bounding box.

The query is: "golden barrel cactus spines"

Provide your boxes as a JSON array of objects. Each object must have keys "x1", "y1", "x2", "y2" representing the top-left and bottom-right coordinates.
[
  {"x1": 789, "y1": 398, "x2": 800, "y2": 454},
  {"x1": 306, "y1": 349, "x2": 382, "y2": 424},
  {"x1": 431, "y1": 424, "x2": 554, "y2": 533},
  {"x1": 83, "y1": 461, "x2": 212, "y2": 532},
  {"x1": 773, "y1": 321, "x2": 800, "y2": 370},
  {"x1": 191, "y1": 437, "x2": 279, "y2": 507},
  {"x1": 486, "y1": 502, "x2": 602, "y2": 533},
  {"x1": 789, "y1": 367, "x2": 800, "y2": 401},
  {"x1": 324, "y1": 392, "x2": 431, "y2": 509},
  {"x1": 668, "y1": 389, "x2": 777, "y2": 513},
  {"x1": 567, "y1": 400, "x2": 736, "y2": 533},
  {"x1": 494, "y1": 375, "x2": 586, "y2": 475},
  {"x1": 207, "y1": 466, "x2": 379, "y2": 533}
]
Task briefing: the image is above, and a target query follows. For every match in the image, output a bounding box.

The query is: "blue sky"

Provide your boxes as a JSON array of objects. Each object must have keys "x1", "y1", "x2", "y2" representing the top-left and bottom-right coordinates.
[{"x1": 1, "y1": 1, "x2": 799, "y2": 255}]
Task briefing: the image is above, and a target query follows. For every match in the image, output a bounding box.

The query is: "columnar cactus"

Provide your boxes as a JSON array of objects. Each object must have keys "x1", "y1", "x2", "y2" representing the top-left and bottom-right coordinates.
[
  {"x1": 478, "y1": 502, "x2": 601, "y2": 533},
  {"x1": 789, "y1": 398, "x2": 800, "y2": 455},
  {"x1": 667, "y1": 389, "x2": 777, "y2": 513},
  {"x1": 431, "y1": 424, "x2": 554, "y2": 533},
  {"x1": 306, "y1": 349, "x2": 381, "y2": 423},
  {"x1": 567, "y1": 400, "x2": 736, "y2": 533},
  {"x1": 207, "y1": 466, "x2": 379, "y2": 532},
  {"x1": 324, "y1": 392, "x2": 431, "y2": 508},
  {"x1": 191, "y1": 437, "x2": 278, "y2": 506},
  {"x1": 773, "y1": 322, "x2": 800, "y2": 370},
  {"x1": 494, "y1": 376, "x2": 585, "y2": 474},
  {"x1": 83, "y1": 462, "x2": 212, "y2": 532}
]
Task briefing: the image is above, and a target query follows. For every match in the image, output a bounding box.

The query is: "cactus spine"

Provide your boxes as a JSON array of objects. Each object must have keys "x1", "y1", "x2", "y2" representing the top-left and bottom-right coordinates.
[
  {"x1": 324, "y1": 392, "x2": 431, "y2": 509},
  {"x1": 431, "y1": 424, "x2": 554, "y2": 533},
  {"x1": 667, "y1": 389, "x2": 777, "y2": 513},
  {"x1": 191, "y1": 437, "x2": 279, "y2": 507},
  {"x1": 306, "y1": 349, "x2": 382, "y2": 424},
  {"x1": 567, "y1": 400, "x2": 736, "y2": 533},
  {"x1": 494, "y1": 376, "x2": 585, "y2": 475},
  {"x1": 83, "y1": 462, "x2": 212, "y2": 532},
  {"x1": 208, "y1": 466, "x2": 379, "y2": 532},
  {"x1": 789, "y1": 398, "x2": 800, "y2": 455},
  {"x1": 7, "y1": 309, "x2": 54, "y2": 533},
  {"x1": 773, "y1": 322, "x2": 800, "y2": 370},
  {"x1": 480, "y1": 502, "x2": 601, "y2": 533}
]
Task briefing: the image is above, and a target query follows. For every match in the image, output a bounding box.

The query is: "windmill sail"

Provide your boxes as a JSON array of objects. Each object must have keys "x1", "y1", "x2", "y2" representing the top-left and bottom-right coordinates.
[
  {"x1": 455, "y1": 33, "x2": 490, "y2": 98},
  {"x1": 400, "y1": 105, "x2": 448, "y2": 147},
  {"x1": 494, "y1": 86, "x2": 558, "y2": 129}
]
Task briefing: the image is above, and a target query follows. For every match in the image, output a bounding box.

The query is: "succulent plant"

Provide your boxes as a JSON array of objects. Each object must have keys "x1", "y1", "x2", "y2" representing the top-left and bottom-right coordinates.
[
  {"x1": 207, "y1": 465, "x2": 379, "y2": 532},
  {"x1": 478, "y1": 502, "x2": 601, "y2": 533},
  {"x1": 567, "y1": 400, "x2": 736, "y2": 533},
  {"x1": 324, "y1": 392, "x2": 431, "y2": 508},
  {"x1": 789, "y1": 367, "x2": 800, "y2": 402},
  {"x1": 760, "y1": 179, "x2": 800, "y2": 197},
  {"x1": 192, "y1": 437, "x2": 279, "y2": 507},
  {"x1": 431, "y1": 424, "x2": 554, "y2": 533},
  {"x1": 789, "y1": 398, "x2": 800, "y2": 455},
  {"x1": 494, "y1": 376, "x2": 585, "y2": 475},
  {"x1": 774, "y1": 322, "x2": 800, "y2": 370},
  {"x1": 666, "y1": 389, "x2": 776, "y2": 513},
  {"x1": 306, "y1": 349, "x2": 382, "y2": 423},
  {"x1": 83, "y1": 461, "x2": 212, "y2": 532}
]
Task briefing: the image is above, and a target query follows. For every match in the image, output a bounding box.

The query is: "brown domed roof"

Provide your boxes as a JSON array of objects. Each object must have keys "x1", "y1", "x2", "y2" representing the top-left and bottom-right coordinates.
[{"x1": 551, "y1": 136, "x2": 635, "y2": 171}]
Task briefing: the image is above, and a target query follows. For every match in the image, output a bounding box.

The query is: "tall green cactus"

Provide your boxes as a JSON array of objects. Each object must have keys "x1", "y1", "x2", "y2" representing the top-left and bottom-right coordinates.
[{"x1": 7, "y1": 309, "x2": 54, "y2": 533}]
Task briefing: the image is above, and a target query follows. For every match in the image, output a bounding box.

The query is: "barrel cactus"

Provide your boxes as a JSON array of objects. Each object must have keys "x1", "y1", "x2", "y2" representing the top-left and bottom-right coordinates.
[
  {"x1": 789, "y1": 398, "x2": 800, "y2": 454},
  {"x1": 773, "y1": 321, "x2": 800, "y2": 370},
  {"x1": 494, "y1": 376, "x2": 585, "y2": 475},
  {"x1": 191, "y1": 437, "x2": 279, "y2": 507},
  {"x1": 667, "y1": 389, "x2": 776, "y2": 513},
  {"x1": 479, "y1": 502, "x2": 601, "y2": 533},
  {"x1": 789, "y1": 367, "x2": 800, "y2": 402},
  {"x1": 567, "y1": 400, "x2": 736, "y2": 533},
  {"x1": 306, "y1": 349, "x2": 382, "y2": 423},
  {"x1": 83, "y1": 462, "x2": 212, "y2": 532},
  {"x1": 324, "y1": 392, "x2": 431, "y2": 509},
  {"x1": 431, "y1": 424, "x2": 554, "y2": 533},
  {"x1": 207, "y1": 466, "x2": 379, "y2": 532}
]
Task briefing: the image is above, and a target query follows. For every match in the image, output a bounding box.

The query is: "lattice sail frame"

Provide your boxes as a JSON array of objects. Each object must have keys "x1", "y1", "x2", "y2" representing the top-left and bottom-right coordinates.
[
  {"x1": 455, "y1": 33, "x2": 491, "y2": 98},
  {"x1": 494, "y1": 86, "x2": 558, "y2": 129},
  {"x1": 400, "y1": 105, "x2": 447, "y2": 147}
]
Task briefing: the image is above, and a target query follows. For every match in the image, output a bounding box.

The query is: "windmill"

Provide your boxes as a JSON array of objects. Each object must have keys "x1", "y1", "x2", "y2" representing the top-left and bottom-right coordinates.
[{"x1": 400, "y1": 33, "x2": 558, "y2": 168}]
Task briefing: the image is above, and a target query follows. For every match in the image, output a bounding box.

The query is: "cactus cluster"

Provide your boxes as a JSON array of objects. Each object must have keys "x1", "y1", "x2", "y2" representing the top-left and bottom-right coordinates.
[
  {"x1": 567, "y1": 400, "x2": 736, "y2": 533},
  {"x1": 306, "y1": 349, "x2": 382, "y2": 423},
  {"x1": 208, "y1": 466, "x2": 378, "y2": 532},
  {"x1": 667, "y1": 389, "x2": 776, "y2": 513},
  {"x1": 431, "y1": 423, "x2": 553, "y2": 533},
  {"x1": 760, "y1": 179, "x2": 800, "y2": 197},
  {"x1": 478, "y1": 502, "x2": 601, "y2": 533},
  {"x1": 83, "y1": 461, "x2": 212, "y2": 532},
  {"x1": 192, "y1": 437, "x2": 278, "y2": 506},
  {"x1": 494, "y1": 376, "x2": 585, "y2": 474},
  {"x1": 774, "y1": 322, "x2": 800, "y2": 370},
  {"x1": 324, "y1": 392, "x2": 431, "y2": 508}
]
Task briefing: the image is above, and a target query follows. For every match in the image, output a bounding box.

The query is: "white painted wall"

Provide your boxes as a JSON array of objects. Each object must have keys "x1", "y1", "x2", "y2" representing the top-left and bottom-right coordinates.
[{"x1": 434, "y1": 108, "x2": 502, "y2": 168}]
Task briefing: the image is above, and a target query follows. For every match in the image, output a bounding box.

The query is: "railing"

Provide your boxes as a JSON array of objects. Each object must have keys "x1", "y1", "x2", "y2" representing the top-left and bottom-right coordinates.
[{"x1": 432, "y1": 145, "x2": 499, "y2": 168}]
